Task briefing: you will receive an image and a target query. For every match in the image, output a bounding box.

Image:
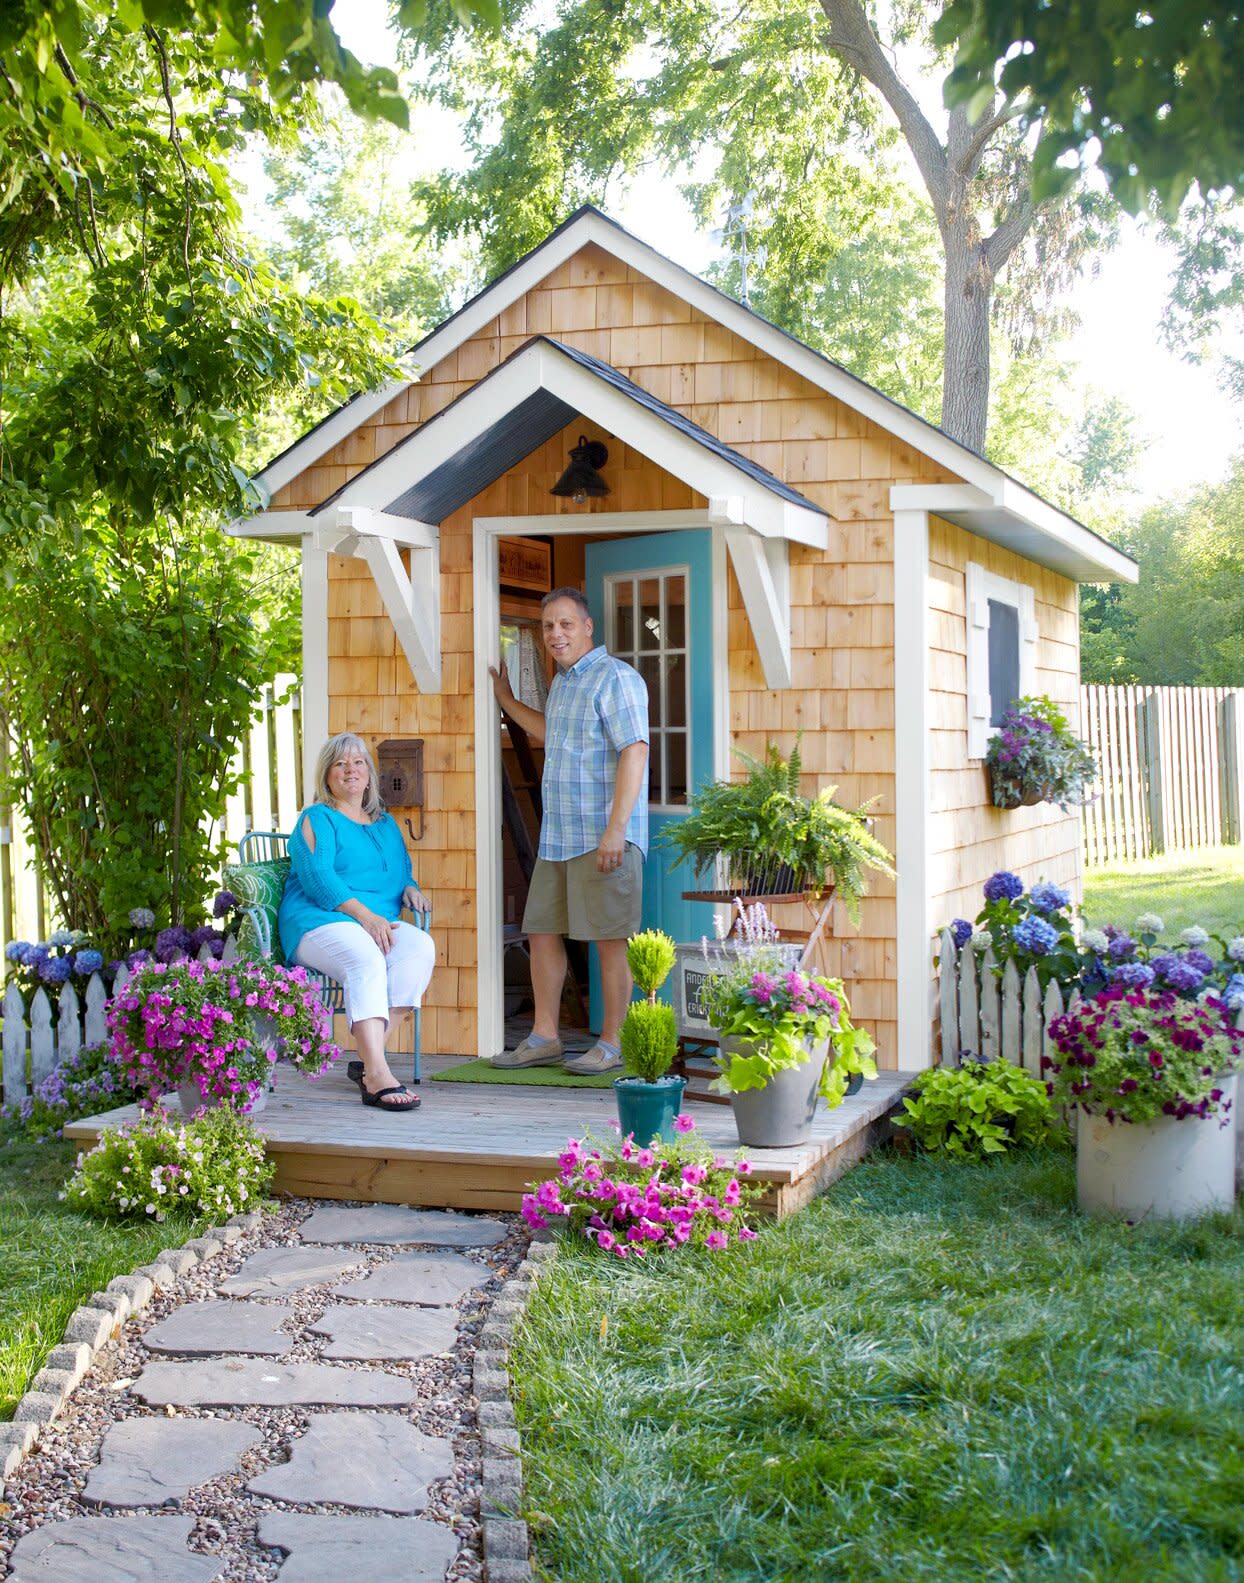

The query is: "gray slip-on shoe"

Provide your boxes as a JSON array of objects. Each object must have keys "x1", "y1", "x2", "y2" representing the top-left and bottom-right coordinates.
[
  {"x1": 491, "y1": 1035, "x2": 566, "y2": 1069},
  {"x1": 562, "y1": 1043, "x2": 624, "y2": 1075}
]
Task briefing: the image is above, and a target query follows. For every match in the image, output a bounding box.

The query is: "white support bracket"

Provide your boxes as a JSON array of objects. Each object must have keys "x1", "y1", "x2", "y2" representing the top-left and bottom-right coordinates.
[
  {"x1": 356, "y1": 534, "x2": 441, "y2": 694},
  {"x1": 723, "y1": 527, "x2": 791, "y2": 689}
]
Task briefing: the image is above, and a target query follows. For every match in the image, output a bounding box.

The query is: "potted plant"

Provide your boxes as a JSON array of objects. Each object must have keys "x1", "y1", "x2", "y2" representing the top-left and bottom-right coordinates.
[
  {"x1": 702, "y1": 926, "x2": 877, "y2": 1147},
  {"x1": 615, "y1": 930, "x2": 686, "y2": 1144},
  {"x1": 657, "y1": 739, "x2": 893, "y2": 923},
  {"x1": 108, "y1": 956, "x2": 341, "y2": 1115},
  {"x1": 1044, "y1": 984, "x2": 1241, "y2": 1220},
  {"x1": 986, "y1": 696, "x2": 1097, "y2": 812}
]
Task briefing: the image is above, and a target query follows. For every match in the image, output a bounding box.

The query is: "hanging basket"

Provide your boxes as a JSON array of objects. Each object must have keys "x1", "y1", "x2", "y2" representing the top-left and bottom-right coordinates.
[{"x1": 990, "y1": 767, "x2": 1054, "y2": 810}]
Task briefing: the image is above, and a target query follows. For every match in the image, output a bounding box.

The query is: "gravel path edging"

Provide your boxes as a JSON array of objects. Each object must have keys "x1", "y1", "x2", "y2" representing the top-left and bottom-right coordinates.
[
  {"x1": 471, "y1": 1233, "x2": 556, "y2": 1583},
  {"x1": 0, "y1": 1211, "x2": 264, "y2": 1481}
]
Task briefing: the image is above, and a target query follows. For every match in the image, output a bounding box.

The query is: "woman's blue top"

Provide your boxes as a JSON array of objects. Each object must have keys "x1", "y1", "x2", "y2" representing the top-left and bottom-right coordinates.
[{"x1": 277, "y1": 803, "x2": 415, "y2": 961}]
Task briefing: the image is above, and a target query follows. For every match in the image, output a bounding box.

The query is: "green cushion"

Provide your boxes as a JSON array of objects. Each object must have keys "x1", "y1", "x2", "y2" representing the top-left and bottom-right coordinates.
[{"x1": 223, "y1": 857, "x2": 291, "y2": 964}]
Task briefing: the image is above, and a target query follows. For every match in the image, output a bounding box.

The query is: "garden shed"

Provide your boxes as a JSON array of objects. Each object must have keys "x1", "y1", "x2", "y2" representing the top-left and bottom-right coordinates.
[{"x1": 231, "y1": 206, "x2": 1138, "y2": 1070}]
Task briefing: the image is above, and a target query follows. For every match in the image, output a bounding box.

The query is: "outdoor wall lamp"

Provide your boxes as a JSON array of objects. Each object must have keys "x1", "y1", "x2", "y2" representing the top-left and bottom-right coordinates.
[{"x1": 550, "y1": 434, "x2": 610, "y2": 503}]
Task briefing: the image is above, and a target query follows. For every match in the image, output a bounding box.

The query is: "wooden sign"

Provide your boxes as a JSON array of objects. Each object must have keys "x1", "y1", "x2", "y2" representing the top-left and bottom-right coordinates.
[{"x1": 498, "y1": 536, "x2": 551, "y2": 593}]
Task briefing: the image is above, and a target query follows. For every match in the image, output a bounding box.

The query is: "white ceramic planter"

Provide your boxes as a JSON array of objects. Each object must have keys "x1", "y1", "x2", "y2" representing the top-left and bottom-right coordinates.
[{"x1": 1075, "y1": 1077, "x2": 1237, "y2": 1221}]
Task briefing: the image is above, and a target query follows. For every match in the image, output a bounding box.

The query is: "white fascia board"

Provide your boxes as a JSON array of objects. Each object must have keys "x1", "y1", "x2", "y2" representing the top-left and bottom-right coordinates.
[
  {"x1": 723, "y1": 528, "x2": 792, "y2": 690},
  {"x1": 891, "y1": 483, "x2": 1139, "y2": 585},
  {"x1": 229, "y1": 510, "x2": 314, "y2": 545},
  {"x1": 541, "y1": 348, "x2": 829, "y2": 548},
  {"x1": 318, "y1": 351, "x2": 542, "y2": 515},
  {"x1": 254, "y1": 382, "x2": 408, "y2": 500}
]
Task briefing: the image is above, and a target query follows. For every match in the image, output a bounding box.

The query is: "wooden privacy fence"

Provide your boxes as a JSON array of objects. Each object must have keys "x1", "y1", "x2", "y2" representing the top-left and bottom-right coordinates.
[
  {"x1": 1081, "y1": 684, "x2": 1244, "y2": 866},
  {"x1": 937, "y1": 929, "x2": 1244, "y2": 1073},
  {"x1": 0, "y1": 939, "x2": 241, "y2": 1108}
]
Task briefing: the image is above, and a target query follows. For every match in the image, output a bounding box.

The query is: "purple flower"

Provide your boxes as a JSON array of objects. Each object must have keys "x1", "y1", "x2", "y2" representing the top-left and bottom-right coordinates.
[
  {"x1": 1012, "y1": 916, "x2": 1059, "y2": 956},
  {"x1": 1110, "y1": 962, "x2": 1154, "y2": 989},
  {"x1": 1029, "y1": 882, "x2": 1071, "y2": 914},
  {"x1": 984, "y1": 871, "x2": 1024, "y2": 903},
  {"x1": 127, "y1": 949, "x2": 151, "y2": 969},
  {"x1": 1107, "y1": 935, "x2": 1137, "y2": 962},
  {"x1": 5, "y1": 940, "x2": 30, "y2": 963},
  {"x1": 188, "y1": 925, "x2": 219, "y2": 953},
  {"x1": 72, "y1": 948, "x2": 104, "y2": 976},
  {"x1": 154, "y1": 926, "x2": 192, "y2": 963},
  {"x1": 1149, "y1": 953, "x2": 1179, "y2": 980},
  {"x1": 950, "y1": 919, "x2": 972, "y2": 949},
  {"x1": 1164, "y1": 960, "x2": 1206, "y2": 995},
  {"x1": 39, "y1": 955, "x2": 72, "y2": 985},
  {"x1": 1183, "y1": 948, "x2": 1214, "y2": 976},
  {"x1": 213, "y1": 891, "x2": 238, "y2": 919}
]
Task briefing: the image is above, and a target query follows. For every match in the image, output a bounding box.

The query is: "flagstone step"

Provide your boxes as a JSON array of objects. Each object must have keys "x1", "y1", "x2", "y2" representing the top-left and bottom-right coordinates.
[
  {"x1": 130, "y1": 1358, "x2": 415, "y2": 1408},
  {"x1": 308, "y1": 1304, "x2": 460, "y2": 1361},
  {"x1": 142, "y1": 1300, "x2": 296, "y2": 1357},
  {"x1": 246, "y1": 1412, "x2": 452, "y2": 1513},
  {"x1": 8, "y1": 1515, "x2": 223, "y2": 1582},
  {"x1": 82, "y1": 1419, "x2": 264, "y2": 1509},
  {"x1": 329, "y1": 1251, "x2": 486, "y2": 1307},
  {"x1": 298, "y1": 1205, "x2": 507, "y2": 1247},
  {"x1": 257, "y1": 1512, "x2": 459, "y2": 1583},
  {"x1": 218, "y1": 1247, "x2": 370, "y2": 1297}
]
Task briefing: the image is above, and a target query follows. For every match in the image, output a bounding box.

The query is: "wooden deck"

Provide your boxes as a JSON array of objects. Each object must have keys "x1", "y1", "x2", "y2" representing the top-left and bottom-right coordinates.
[{"x1": 65, "y1": 1060, "x2": 914, "y2": 1221}]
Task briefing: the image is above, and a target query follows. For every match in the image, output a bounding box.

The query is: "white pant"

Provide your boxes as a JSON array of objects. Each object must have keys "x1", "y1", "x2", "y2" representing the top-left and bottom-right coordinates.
[{"x1": 294, "y1": 920, "x2": 436, "y2": 1028}]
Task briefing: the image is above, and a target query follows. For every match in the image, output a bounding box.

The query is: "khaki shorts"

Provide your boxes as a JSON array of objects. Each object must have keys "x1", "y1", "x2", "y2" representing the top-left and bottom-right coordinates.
[{"x1": 522, "y1": 844, "x2": 643, "y2": 941}]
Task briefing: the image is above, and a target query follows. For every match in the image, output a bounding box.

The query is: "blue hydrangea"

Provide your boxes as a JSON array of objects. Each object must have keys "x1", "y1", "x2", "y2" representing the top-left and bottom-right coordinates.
[
  {"x1": 39, "y1": 955, "x2": 72, "y2": 985},
  {"x1": 1183, "y1": 948, "x2": 1214, "y2": 975},
  {"x1": 984, "y1": 871, "x2": 1024, "y2": 903},
  {"x1": 1107, "y1": 935, "x2": 1137, "y2": 961},
  {"x1": 4, "y1": 940, "x2": 30, "y2": 963},
  {"x1": 1223, "y1": 973, "x2": 1244, "y2": 1011},
  {"x1": 128, "y1": 907, "x2": 156, "y2": 929},
  {"x1": 73, "y1": 949, "x2": 104, "y2": 976},
  {"x1": 48, "y1": 928, "x2": 75, "y2": 947},
  {"x1": 950, "y1": 919, "x2": 973, "y2": 949},
  {"x1": 1029, "y1": 882, "x2": 1071, "y2": 914},
  {"x1": 1110, "y1": 962, "x2": 1155, "y2": 989},
  {"x1": 1165, "y1": 959, "x2": 1205, "y2": 995},
  {"x1": 1012, "y1": 915, "x2": 1059, "y2": 956}
]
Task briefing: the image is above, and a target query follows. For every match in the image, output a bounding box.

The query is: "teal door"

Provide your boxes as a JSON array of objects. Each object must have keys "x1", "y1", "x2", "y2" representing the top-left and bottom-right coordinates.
[{"x1": 585, "y1": 530, "x2": 717, "y2": 1017}]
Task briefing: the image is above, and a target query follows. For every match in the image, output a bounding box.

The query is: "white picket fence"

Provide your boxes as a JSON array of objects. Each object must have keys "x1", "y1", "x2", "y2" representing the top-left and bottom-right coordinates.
[
  {"x1": 1, "y1": 939, "x2": 241, "y2": 1106},
  {"x1": 937, "y1": 928, "x2": 1084, "y2": 1076},
  {"x1": 937, "y1": 928, "x2": 1244, "y2": 1074}
]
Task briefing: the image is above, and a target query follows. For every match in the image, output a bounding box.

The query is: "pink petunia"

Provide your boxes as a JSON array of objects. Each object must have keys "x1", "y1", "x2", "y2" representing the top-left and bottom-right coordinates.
[
  {"x1": 705, "y1": 1231, "x2": 727, "y2": 1250},
  {"x1": 672, "y1": 1114, "x2": 695, "y2": 1134}
]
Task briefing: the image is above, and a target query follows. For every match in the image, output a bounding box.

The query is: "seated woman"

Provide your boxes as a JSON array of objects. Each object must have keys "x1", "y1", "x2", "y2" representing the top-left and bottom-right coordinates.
[{"x1": 278, "y1": 732, "x2": 435, "y2": 1113}]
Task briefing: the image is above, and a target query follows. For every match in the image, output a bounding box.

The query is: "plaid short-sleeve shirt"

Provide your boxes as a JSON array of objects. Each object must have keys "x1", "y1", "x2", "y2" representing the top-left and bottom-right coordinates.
[{"x1": 539, "y1": 646, "x2": 649, "y2": 860}]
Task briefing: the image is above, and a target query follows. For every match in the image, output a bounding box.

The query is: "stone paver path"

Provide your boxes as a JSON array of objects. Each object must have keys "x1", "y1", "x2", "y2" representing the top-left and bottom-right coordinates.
[{"x1": 2, "y1": 1201, "x2": 518, "y2": 1582}]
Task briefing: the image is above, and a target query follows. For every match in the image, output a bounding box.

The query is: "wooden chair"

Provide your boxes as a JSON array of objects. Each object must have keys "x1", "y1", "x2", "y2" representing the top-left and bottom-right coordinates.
[{"x1": 230, "y1": 830, "x2": 428, "y2": 1084}]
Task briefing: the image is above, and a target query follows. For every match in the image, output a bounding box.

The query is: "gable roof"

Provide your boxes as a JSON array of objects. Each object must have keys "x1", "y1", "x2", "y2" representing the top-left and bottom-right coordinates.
[
  {"x1": 309, "y1": 336, "x2": 823, "y2": 526},
  {"x1": 252, "y1": 205, "x2": 1137, "y2": 584}
]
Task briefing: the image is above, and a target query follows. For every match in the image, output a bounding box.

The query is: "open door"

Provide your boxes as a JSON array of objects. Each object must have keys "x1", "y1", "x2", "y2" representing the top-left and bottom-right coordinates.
[{"x1": 585, "y1": 529, "x2": 717, "y2": 1007}]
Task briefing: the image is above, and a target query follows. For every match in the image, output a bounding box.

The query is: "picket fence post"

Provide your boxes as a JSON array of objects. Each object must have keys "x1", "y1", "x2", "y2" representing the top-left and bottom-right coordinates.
[
  {"x1": 938, "y1": 929, "x2": 957, "y2": 1066},
  {"x1": 2, "y1": 979, "x2": 25, "y2": 1104},
  {"x1": 57, "y1": 981, "x2": 81, "y2": 1065},
  {"x1": 29, "y1": 988, "x2": 55, "y2": 1086},
  {"x1": 85, "y1": 974, "x2": 109, "y2": 1046},
  {"x1": 957, "y1": 945, "x2": 978, "y2": 1063}
]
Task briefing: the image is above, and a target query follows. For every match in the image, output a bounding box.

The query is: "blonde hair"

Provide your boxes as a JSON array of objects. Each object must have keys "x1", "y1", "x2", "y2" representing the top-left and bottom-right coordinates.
[{"x1": 313, "y1": 733, "x2": 384, "y2": 820}]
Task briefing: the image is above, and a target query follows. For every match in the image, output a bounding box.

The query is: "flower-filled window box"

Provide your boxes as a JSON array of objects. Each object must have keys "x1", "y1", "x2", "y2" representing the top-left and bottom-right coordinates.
[{"x1": 986, "y1": 695, "x2": 1097, "y2": 812}]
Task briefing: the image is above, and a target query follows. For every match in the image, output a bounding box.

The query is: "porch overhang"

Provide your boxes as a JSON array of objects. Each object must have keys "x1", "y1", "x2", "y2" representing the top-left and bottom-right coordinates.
[{"x1": 257, "y1": 337, "x2": 829, "y2": 691}]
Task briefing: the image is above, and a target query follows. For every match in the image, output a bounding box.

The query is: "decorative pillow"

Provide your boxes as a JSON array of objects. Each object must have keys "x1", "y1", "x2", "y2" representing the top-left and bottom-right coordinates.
[{"x1": 222, "y1": 858, "x2": 291, "y2": 964}]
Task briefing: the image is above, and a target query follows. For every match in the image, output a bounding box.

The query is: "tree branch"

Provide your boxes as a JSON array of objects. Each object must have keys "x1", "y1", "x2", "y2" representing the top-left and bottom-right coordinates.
[
  {"x1": 984, "y1": 197, "x2": 1036, "y2": 275},
  {"x1": 816, "y1": 0, "x2": 949, "y2": 224},
  {"x1": 953, "y1": 97, "x2": 1025, "y2": 181}
]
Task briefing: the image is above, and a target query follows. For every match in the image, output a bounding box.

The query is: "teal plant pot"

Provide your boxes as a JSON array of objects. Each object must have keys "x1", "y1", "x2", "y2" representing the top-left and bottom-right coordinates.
[{"x1": 613, "y1": 1074, "x2": 687, "y2": 1146}]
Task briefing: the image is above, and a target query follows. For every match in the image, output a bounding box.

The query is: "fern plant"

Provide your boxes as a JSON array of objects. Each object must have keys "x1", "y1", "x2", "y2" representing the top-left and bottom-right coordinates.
[{"x1": 657, "y1": 738, "x2": 894, "y2": 922}]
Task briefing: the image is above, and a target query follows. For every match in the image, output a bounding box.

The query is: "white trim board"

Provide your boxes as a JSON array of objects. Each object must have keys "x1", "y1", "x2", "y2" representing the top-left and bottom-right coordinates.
[
  {"x1": 252, "y1": 208, "x2": 1137, "y2": 586},
  {"x1": 965, "y1": 560, "x2": 1038, "y2": 760}
]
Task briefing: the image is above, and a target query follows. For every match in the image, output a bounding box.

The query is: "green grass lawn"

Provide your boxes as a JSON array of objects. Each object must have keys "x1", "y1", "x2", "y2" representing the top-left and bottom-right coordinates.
[
  {"x1": 0, "y1": 1133, "x2": 204, "y2": 1418},
  {"x1": 1084, "y1": 846, "x2": 1244, "y2": 939},
  {"x1": 511, "y1": 1150, "x2": 1244, "y2": 1582}
]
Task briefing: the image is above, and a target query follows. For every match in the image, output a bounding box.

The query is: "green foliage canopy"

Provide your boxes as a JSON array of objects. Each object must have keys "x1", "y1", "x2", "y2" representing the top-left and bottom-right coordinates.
[{"x1": 936, "y1": 0, "x2": 1244, "y2": 213}]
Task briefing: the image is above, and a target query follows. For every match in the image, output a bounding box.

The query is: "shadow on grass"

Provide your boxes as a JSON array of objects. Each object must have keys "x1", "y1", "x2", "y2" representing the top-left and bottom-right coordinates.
[{"x1": 511, "y1": 1148, "x2": 1244, "y2": 1583}]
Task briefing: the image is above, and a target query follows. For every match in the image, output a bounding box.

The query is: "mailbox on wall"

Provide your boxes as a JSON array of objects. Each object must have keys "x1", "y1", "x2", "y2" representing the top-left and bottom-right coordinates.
[{"x1": 377, "y1": 738, "x2": 425, "y2": 819}]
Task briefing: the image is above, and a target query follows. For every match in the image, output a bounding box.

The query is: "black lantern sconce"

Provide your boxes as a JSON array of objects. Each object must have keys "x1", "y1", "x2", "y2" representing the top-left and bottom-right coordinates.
[{"x1": 550, "y1": 434, "x2": 610, "y2": 503}]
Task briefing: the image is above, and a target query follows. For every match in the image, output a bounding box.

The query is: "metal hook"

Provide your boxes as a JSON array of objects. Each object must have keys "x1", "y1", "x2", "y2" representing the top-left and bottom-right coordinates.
[{"x1": 404, "y1": 811, "x2": 425, "y2": 843}]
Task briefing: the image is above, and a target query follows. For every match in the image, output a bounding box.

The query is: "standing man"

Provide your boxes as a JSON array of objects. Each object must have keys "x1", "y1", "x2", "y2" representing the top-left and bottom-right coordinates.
[{"x1": 490, "y1": 587, "x2": 649, "y2": 1075}]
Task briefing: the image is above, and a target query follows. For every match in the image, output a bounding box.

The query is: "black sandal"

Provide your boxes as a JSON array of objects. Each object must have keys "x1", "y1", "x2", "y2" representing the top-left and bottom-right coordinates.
[
  {"x1": 360, "y1": 1082, "x2": 421, "y2": 1111},
  {"x1": 347, "y1": 1060, "x2": 365, "y2": 1086}
]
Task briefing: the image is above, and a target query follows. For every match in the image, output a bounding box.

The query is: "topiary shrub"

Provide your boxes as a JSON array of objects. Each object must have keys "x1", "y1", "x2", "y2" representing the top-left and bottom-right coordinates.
[{"x1": 620, "y1": 999, "x2": 679, "y2": 1083}]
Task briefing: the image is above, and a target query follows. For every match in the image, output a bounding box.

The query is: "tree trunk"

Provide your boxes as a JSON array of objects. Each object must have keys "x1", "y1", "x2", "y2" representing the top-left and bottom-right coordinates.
[{"x1": 941, "y1": 210, "x2": 993, "y2": 455}]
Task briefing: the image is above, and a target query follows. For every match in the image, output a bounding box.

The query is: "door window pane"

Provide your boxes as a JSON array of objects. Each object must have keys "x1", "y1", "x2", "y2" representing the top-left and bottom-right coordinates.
[
  {"x1": 639, "y1": 579, "x2": 661, "y2": 649},
  {"x1": 614, "y1": 580, "x2": 635, "y2": 654},
  {"x1": 638, "y1": 655, "x2": 662, "y2": 729},
  {"x1": 665, "y1": 576, "x2": 686, "y2": 648},
  {"x1": 666, "y1": 731, "x2": 687, "y2": 804},
  {"x1": 664, "y1": 654, "x2": 687, "y2": 728}
]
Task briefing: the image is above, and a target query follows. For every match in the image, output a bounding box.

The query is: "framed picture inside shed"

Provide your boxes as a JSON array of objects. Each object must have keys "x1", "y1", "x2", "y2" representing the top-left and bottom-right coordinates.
[{"x1": 498, "y1": 536, "x2": 551, "y2": 594}]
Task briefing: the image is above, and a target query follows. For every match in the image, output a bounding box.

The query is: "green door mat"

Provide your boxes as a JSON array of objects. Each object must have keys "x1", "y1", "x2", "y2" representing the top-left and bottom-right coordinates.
[{"x1": 430, "y1": 1059, "x2": 617, "y2": 1089}]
